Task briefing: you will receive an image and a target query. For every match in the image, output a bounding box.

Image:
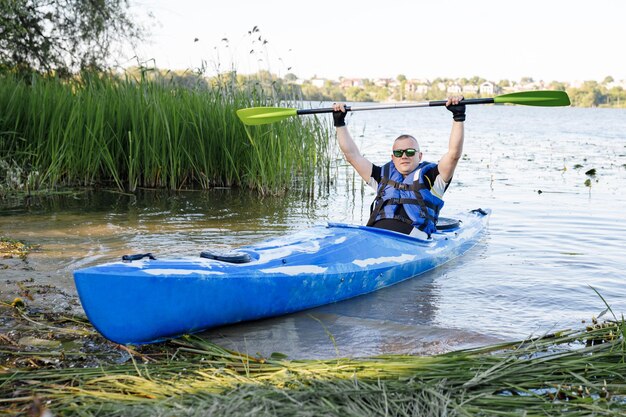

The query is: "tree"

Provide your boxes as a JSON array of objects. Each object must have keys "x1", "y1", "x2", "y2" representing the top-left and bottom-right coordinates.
[
  {"x1": 284, "y1": 73, "x2": 298, "y2": 82},
  {"x1": 345, "y1": 86, "x2": 371, "y2": 102},
  {"x1": 0, "y1": 0, "x2": 147, "y2": 75},
  {"x1": 569, "y1": 81, "x2": 604, "y2": 107},
  {"x1": 549, "y1": 80, "x2": 567, "y2": 91},
  {"x1": 469, "y1": 75, "x2": 485, "y2": 85},
  {"x1": 371, "y1": 86, "x2": 390, "y2": 102}
]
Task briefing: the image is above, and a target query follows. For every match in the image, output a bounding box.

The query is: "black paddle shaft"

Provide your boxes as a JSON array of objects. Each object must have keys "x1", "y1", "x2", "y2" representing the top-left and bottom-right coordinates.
[
  {"x1": 428, "y1": 97, "x2": 495, "y2": 107},
  {"x1": 295, "y1": 97, "x2": 496, "y2": 115}
]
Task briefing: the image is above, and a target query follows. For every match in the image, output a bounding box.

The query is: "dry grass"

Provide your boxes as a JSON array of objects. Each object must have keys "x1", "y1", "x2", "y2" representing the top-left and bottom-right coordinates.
[{"x1": 1, "y1": 301, "x2": 625, "y2": 416}]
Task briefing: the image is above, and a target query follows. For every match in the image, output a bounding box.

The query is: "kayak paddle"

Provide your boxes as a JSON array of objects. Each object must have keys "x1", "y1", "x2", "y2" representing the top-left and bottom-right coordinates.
[{"x1": 237, "y1": 90, "x2": 570, "y2": 126}]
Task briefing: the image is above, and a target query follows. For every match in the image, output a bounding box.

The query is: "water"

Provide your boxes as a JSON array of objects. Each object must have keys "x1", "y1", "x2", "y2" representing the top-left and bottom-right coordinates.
[{"x1": 2, "y1": 104, "x2": 625, "y2": 359}]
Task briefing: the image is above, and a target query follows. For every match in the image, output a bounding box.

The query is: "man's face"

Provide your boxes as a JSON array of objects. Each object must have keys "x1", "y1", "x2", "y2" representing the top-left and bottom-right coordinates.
[{"x1": 392, "y1": 137, "x2": 422, "y2": 175}]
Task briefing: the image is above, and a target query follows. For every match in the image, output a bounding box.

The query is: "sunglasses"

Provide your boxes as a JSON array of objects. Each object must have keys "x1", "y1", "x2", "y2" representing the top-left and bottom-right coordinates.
[{"x1": 392, "y1": 148, "x2": 418, "y2": 158}]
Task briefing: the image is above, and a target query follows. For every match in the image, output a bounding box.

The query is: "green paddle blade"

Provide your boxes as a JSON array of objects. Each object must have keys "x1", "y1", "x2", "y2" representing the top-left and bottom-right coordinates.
[
  {"x1": 494, "y1": 90, "x2": 570, "y2": 107},
  {"x1": 236, "y1": 107, "x2": 298, "y2": 126}
]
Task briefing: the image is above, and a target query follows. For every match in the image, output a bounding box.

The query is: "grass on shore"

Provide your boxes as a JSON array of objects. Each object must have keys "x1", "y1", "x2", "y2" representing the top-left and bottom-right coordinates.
[
  {"x1": 1, "y1": 301, "x2": 625, "y2": 416},
  {"x1": 0, "y1": 71, "x2": 332, "y2": 195}
]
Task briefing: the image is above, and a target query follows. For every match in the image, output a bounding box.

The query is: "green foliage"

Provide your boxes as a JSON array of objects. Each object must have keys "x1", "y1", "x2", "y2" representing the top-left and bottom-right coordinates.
[
  {"x1": 345, "y1": 86, "x2": 372, "y2": 102},
  {"x1": 0, "y1": 71, "x2": 332, "y2": 194},
  {"x1": 299, "y1": 80, "x2": 345, "y2": 102},
  {"x1": 549, "y1": 80, "x2": 568, "y2": 90},
  {"x1": 567, "y1": 80, "x2": 626, "y2": 108},
  {"x1": 292, "y1": 74, "x2": 625, "y2": 108},
  {"x1": 1, "y1": 310, "x2": 625, "y2": 416},
  {"x1": 371, "y1": 85, "x2": 391, "y2": 102},
  {"x1": 0, "y1": 0, "x2": 145, "y2": 75}
]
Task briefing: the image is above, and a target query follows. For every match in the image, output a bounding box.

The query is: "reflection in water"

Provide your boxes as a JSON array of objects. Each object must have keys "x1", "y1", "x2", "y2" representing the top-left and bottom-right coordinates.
[
  {"x1": 202, "y1": 264, "x2": 498, "y2": 359},
  {"x1": 2, "y1": 105, "x2": 626, "y2": 357}
]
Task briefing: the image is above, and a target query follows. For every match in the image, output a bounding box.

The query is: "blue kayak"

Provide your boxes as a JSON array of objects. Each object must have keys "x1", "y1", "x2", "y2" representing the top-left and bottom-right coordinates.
[{"x1": 73, "y1": 208, "x2": 490, "y2": 344}]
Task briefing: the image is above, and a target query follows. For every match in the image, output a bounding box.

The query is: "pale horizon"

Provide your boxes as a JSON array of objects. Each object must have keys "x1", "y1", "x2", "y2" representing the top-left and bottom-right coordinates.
[{"x1": 128, "y1": 0, "x2": 625, "y2": 84}]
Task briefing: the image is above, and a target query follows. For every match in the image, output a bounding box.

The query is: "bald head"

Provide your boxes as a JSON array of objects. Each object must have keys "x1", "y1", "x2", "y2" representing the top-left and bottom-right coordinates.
[{"x1": 393, "y1": 134, "x2": 420, "y2": 152}]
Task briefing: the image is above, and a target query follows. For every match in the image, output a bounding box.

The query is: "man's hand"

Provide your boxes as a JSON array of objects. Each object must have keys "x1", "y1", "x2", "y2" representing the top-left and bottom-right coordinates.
[
  {"x1": 332, "y1": 103, "x2": 347, "y2": 127},
  {"x1": 446, "y1": 96, "x2": 466, "y2": 122}
]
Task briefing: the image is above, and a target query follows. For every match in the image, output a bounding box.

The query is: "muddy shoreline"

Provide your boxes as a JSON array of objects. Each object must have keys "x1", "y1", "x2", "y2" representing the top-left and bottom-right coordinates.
[
  {"x1": 1, "y1": 238, "x2": 82, "y2": 317},
  {"x1": 0, "y1": 238, "x2": 118, "y2": 369},
  {"x1": 1, "y1": 238, "x2": 180, "y2": 387}
]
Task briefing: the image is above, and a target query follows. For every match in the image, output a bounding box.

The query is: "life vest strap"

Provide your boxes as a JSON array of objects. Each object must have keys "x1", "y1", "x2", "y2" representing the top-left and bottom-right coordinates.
[
  {"x1": 381, "y1": 177, "x2": 427, "y2": 191},
  {"x1": 366, "y1": 197, "x2": 385, "y2": 226}
]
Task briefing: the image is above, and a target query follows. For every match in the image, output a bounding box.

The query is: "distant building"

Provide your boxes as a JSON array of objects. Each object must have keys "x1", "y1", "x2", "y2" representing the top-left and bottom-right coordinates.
[
  {"x1": 519, "y1": 80, "x2": 545, "y2": 90},
  {"x1": 374, "y1": 78, "x2": 393, "y2": 87},
  {"x1": 406, "y1": 79, "x2": 430, "y2": 94},
  {"x1": 462, "y1": 84, "x2": 479, "y2": 94},
  {"x1": 299, "y1": 76, "x2": 575, "y2": 98},
  {"x1": 447, "y1": 84, "x2": 462, "y2": 94},
  {"x1": 479, "y1": 82, "x2": 495, "y2": 95},
  {"x1": 340, "y1": 78, "x2": 364, "y2": 88}
]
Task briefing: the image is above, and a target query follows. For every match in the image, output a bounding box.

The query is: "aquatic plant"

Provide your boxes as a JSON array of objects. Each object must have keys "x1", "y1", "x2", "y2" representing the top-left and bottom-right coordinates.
[
  {"x1": 0, "y1": 236, "x2": 37, "y2": 259},
  {"x1": 1, "y1": 303, "x2": 625, "y2": 416},
  {"x1": 0, "y1": 71, "x2": 332, "y2": 194}
]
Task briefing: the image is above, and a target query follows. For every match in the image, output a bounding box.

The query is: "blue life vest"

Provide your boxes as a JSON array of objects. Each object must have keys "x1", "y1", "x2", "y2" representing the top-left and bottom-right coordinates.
[{"x1": 366, "y1": 161, "x2": 445, "y2": 237}]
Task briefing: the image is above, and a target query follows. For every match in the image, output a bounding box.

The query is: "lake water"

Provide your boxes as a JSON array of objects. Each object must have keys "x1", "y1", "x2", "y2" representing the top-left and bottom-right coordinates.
[{"x1": 1, "y1": 104, "x2": 625, "y2": 359}]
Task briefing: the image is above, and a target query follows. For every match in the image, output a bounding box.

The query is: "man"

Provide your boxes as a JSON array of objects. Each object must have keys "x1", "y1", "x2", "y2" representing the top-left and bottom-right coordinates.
[{"x1": 332, "y1": 97, "x2": 465, "y2": 239}]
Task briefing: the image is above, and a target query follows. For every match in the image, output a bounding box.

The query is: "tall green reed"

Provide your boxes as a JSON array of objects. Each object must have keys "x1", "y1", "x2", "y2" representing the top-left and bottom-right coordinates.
[{"x1": 0, "y1": 71, "x2": 331, "y2": 194}]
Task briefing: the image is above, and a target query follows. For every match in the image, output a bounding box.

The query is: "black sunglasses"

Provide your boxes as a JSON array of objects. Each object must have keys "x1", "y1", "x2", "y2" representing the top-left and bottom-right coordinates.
[{"x1": 392, "y1": 148, "x2": 418, "y2": 158}]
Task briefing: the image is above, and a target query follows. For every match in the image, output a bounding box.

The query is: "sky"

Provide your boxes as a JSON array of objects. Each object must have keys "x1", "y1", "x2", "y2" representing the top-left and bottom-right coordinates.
[{"x1": 127, "y1": 0, "x2": 625, "y2": 83}]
